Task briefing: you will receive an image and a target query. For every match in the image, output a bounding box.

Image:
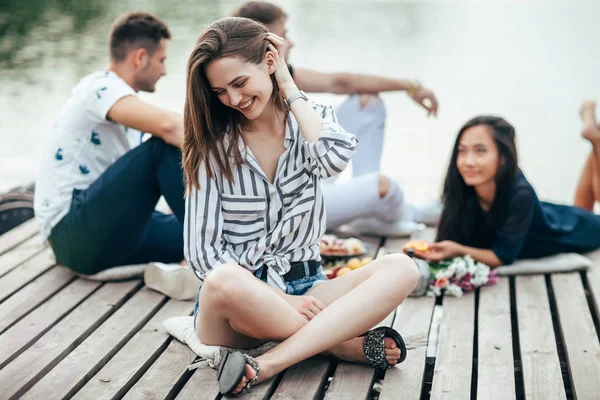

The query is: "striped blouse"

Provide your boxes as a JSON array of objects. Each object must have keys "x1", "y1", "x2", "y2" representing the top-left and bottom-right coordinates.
[{"x1": 184, "y1": 101, "x2": 358, "y2": 291}]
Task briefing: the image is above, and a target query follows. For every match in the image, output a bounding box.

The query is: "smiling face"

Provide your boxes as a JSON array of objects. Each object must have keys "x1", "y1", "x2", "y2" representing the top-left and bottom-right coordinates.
[
  {"x1": 205, "y1": 55, "x2": 275, "y2": 119},
  {"x1": 456, "y1": 124, "x2": 501, "y2": 187}
]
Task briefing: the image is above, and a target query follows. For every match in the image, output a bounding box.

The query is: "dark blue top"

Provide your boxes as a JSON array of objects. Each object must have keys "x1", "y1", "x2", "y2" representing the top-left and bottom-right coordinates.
[{"x1": 477, "y1": 170, "x2": 600, "y2": 264}]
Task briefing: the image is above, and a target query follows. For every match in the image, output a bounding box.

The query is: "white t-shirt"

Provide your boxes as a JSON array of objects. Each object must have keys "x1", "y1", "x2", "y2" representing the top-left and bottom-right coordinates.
[{"x1": 34, "y1": 71, "x2": 142, "y2": 238}]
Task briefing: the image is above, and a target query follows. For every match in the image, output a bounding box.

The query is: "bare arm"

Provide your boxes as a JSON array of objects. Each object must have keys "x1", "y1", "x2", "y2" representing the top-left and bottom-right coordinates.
[
  {"x1": 294, "y1": 68, "x2": 412, "y2": 94},
  {"x1": 455, "y1": 244, "x2": 503, "y2": 267},
  {"x1": 414, "y1": 240, "x2": 503, "y2": 267},
  {"x1": 294, "y1": 68, "x2": 438, "y2": 116},
  {"x1": 107, "y1": 96, "x2": 184, "y2": 148}
]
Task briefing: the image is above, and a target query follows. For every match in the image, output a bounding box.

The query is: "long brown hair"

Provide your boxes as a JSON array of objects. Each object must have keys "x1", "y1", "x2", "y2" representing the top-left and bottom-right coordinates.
[
  {"x1": 182, "y1": 17, "x2": 287, "y2": 191},
  {"x1": 436, "y1": 116, "x2": 518, "y2": 245}
]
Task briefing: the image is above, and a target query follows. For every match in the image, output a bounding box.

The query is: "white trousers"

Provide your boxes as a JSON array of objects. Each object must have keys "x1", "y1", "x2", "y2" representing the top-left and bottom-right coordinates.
[{"x1": 323, "y1": 95, "x2": 417, "y2": 229}]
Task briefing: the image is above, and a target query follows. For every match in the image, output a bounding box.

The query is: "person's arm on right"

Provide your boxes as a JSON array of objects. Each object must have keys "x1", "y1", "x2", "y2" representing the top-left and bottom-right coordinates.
[
  {"x1": 293, "y1": 67, "x2": 438, "y2": 116},
  {"x1": 107, "y1": 96, "x2": 184, "y2": 148}
]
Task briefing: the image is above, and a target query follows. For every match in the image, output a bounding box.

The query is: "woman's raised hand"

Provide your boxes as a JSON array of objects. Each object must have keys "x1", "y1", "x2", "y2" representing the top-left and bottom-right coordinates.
[{"x1": 266, "y1": 33, "x2": 295, "y2": 93}]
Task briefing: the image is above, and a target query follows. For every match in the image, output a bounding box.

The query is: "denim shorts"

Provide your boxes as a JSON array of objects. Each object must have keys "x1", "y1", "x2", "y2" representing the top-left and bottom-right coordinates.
[{"x1": 193, "y1": 266, "x2": 328, "y2": 328}]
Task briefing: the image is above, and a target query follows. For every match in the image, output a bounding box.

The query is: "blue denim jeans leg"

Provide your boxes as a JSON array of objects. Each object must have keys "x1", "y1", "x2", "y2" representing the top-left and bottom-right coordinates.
[{"x1": 49, "y1": 137, "x2": 185, "y2": 274}]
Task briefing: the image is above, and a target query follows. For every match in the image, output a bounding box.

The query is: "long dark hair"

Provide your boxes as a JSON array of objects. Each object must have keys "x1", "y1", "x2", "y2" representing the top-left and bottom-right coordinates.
[
  {"x1": 182, "y1": 17, "x2": 287, "y2": 191},
  {"x1": 436, "y1": 116, "x2": 518, "y2": 245}
]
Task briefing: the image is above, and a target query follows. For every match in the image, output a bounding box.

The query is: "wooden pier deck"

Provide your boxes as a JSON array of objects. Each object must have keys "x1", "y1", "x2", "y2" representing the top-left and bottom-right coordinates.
[{"x1": 1, "y1": 219, "x2": 600, "y2": 399}]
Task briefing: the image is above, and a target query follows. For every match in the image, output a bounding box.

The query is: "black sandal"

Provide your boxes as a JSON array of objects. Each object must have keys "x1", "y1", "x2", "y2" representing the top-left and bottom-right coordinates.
[
  {"x1": 361, "y1": 326, "x2": 407, "y2": 370},
  {"x1": 217, "y1": 351, "x2": 261, "y2": 395}
]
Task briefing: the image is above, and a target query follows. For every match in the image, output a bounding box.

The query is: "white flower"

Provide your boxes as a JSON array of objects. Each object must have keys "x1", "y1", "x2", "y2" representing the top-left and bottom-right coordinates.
[
  {"x1": 435, "y1": 268, "x2": 454, "y2": 280},
  {"x1": 475, "y1": 262, "x2": 490, "y2": 276},
  {"x1": 470, "y1": 275, "x2": 489, "y2": 286},
  {"x1": 428, "y1": 286, "x2": 442, "y2": 297},
  {"x1": 445, "y1": 283, "x2": 463, "y2": 297}
]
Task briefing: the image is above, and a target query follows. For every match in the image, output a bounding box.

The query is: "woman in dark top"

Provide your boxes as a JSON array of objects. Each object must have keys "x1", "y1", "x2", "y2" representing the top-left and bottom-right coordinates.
[{"x1": 415, "y1": 109, "x2": 600, "y2": 266}]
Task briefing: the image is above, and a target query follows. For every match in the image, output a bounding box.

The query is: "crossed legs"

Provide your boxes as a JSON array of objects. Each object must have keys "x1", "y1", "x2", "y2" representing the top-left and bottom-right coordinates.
[{"x1": 196, "y1": 254, "x2": 418, "y2": 394}]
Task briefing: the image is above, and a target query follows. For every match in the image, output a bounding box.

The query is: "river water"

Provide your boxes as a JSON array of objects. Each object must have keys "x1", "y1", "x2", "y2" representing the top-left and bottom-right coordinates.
[{"x1": 1, "y1": 0, "x2": 599, "y2": 205}]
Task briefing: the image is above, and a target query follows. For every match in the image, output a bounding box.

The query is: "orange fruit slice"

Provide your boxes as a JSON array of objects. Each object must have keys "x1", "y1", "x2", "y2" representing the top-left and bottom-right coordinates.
[{"x1": 403, "y1": 240, "x2": 429, "y2": 252}]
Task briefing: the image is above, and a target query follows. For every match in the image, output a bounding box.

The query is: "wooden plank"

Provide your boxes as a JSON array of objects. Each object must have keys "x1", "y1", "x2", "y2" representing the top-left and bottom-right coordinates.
[
  {"x1": 0, "y1": 265, "x2": 74, "y2": 333},
  {"x1": 0, "y1": 218, "x2": 38, "y2": 256},
  {"x1": 380, "y1": 296, "x2": 436, "y2": 400},
  {"x1": 586, "y1": 250, "x2": 600, "y2": 326},
  {"x1": 0, "y1": 280, "x2": 140, "y2": 398},
  {"x1": 0, "y1": 247, "x2": 56, "y2": 303},
  {"x1": 0, "y1": 278, "x2": 101, "y2": 368},
  {"x1": 586, "y1": 248, "x2": 600, "y2": 323},
  {"x1": 477, "y1": 278, "x2": 515, "y2": 400},
  {"x1": 430, "y1": 293, "x2": 475, "y2": 399},
  {"x1": 73, "y1": 299, "x2": 194, "y2": 400},
  {"x1": 551, "y1": 273, "x2": 600, "y2": 399},
  {"x1": 175, "y1": 364, "x2": 221, "y2": 400},
  {"x1": 324, "y1": 362, "x2": 374, "y2": 400},
  {"x1": 384, "y1": 227, "x2": 436, "y2": 254},
  {"x1": 0, "y1": 235, "x2": 47, "y2": 278},
  {"x1": 590, "y1": 269, "x2": 600, "y2": 324},
  {"x1": 176, "y1": 361, "x2": 279, "y2": 400},
  {"x1": 320, "y1": 236, "x2": 392, "y2": 400},
  {"x1": 122, "y1": 340, "x2": 197, "y2": 400},
  {"x1": 323, "y1": 310, "x2": 396, "y2": 400},
  {"x1": 233, "y1": 375, "x2": 279, "y2": 400},
  {"x1": 21, "y1": 287, "x2": 166, "y2": 400},
  {"x1": 361, "y1": 235, "x2": 381, "y2": 258},
  {"x1": 381, "y1": 237, "x2": 410, "y2": 254},
  {"x1": 271, "y1": 356, "x2": 332, "y2": 400},
  {"x1": 271, "y1": 310, "x2": 395, "y2": 400},
  {"x1": 516, "y1": 276, "x2": 566, "y2": 400}
]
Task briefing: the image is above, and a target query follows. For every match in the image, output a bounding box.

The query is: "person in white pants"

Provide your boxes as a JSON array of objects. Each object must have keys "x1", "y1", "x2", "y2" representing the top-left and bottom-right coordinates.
[
  {"x1": 231, "y1": 2, "x2": 441, "y2": 235},
  {"x1": 324, "y1": 95, "x2": 440, "y2": 235}
]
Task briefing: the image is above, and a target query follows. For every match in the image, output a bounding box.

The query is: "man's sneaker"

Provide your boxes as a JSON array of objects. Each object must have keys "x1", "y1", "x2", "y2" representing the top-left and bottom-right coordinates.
[{"x1": 144, "y1": 262, "x2": 200, "y2": 301}]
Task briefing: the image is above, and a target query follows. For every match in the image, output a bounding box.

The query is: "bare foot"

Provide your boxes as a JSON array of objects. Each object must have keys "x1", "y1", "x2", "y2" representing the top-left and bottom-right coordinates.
[
  {"x1": 580, "y1": 100, "x2": 597, "y2": 122},
  {"x1": 231, "y1": 356, "x2": 274, "y2": 395},
  {"x1": 580, "y1": 100, "x2": 600, "y2": 143},
  {"x1": 581, "y1": 122, "x2": 600, "y2": 144},
  {"x1": 329, "y1": 336, "x2": 402, "y2": 366}
]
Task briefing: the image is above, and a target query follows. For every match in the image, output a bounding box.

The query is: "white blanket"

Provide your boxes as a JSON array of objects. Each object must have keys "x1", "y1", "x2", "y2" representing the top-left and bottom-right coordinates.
[
  {"x1": 73, "y1": 264, "x2": 146, "y2": 281},
  {"x1": 496, "y1": 253, "x2": 592, "y2": 275},
  {"x1": 162, "y1": 316, "x2": 277, "y2": 369}
]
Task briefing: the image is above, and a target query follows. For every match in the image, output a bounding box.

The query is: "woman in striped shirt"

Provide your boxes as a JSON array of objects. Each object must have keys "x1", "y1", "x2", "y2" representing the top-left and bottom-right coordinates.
[{"x1": 182, "y1": 17, "x2": 418, "y2": 395}]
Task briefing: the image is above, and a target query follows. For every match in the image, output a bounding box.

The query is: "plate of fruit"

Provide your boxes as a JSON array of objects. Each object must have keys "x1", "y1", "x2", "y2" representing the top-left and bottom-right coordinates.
[
  {"x1": 320, "y1": 234, "x2": 369, "y2": 263},
  {"x1": 402, "y1": 239, "x2": 430, "y2": 253},
  {"x1": 324, "y1": 256, "x2": 373, "y2": 279}
]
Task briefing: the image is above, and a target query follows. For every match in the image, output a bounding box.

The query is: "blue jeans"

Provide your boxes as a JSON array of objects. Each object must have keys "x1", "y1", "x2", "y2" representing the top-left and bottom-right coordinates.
[
  {"x1": 49, "y1": 138, "x2": 185, "y2": 274},
  {"x1": 193, "y1": 266, "x2": 328, "y2": 328}
]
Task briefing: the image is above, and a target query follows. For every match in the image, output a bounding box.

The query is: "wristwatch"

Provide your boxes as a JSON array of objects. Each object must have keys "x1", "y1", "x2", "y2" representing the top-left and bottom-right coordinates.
[{"x1": 285, "y1": 90, "x2": 308, "y2": 108}]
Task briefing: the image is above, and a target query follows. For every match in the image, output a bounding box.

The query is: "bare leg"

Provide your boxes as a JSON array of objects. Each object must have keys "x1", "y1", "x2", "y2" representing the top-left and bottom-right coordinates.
[
  {"x1": 237, "y1": 254, "x2": 418, "y2": 393},
  {"x1": 575, "y1": 100, "x2": 600, "y2": 210},
  {"x1": 196, "y1": 264, "x2": 307, "y2": 348}
]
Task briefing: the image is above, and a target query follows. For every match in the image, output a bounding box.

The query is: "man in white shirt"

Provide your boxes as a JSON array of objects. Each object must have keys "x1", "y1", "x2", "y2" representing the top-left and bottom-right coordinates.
[
  {"x1": 34, "y1": 12, "x2": 186, "y2": 274},
  {"x1": 233, "y1": 2, "x2": 442, "y2": 235}
]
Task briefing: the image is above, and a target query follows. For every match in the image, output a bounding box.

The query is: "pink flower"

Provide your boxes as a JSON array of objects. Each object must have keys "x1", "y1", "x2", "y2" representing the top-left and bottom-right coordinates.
[
  {"x1": 459, "y1": 279, "x2": 475, "y2": 292},
  {"x1": 435, "y1": 277, "x2": 449, "y2": 288},
  {"x1": 486, "y1": 270, "x2": 500, "y2": 286}
]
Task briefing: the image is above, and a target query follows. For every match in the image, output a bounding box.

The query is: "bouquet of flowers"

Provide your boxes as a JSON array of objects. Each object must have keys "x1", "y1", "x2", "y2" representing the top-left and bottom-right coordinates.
[{"x1": 427, "y1": 255, "x2": 499, "y2": 297}]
